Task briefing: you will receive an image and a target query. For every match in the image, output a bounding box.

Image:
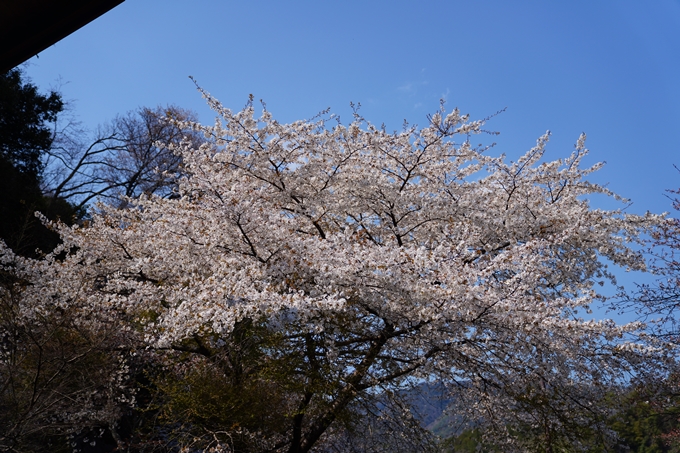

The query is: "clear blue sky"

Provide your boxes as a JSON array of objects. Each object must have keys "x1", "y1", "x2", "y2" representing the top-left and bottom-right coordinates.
[{"x1": 23, "y1": 0, "x2": 680, "y2": 218}]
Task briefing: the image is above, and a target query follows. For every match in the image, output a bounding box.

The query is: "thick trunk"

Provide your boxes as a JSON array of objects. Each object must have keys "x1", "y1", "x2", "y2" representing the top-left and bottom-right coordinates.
[{"x1": 287, "y1": 392, "x2": 313, "y2": 453}]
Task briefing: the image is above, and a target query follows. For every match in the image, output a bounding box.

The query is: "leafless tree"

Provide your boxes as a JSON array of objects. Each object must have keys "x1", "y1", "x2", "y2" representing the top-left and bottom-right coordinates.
[{"x1": 42, "y1": 105, "x2": 203, "y2": 210}]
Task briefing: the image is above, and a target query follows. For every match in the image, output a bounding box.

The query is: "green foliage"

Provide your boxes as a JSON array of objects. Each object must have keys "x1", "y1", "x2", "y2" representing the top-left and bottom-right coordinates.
[
  {"x1": 149, "y1": 356, "x2": 293, "y2": 451},
  {"x1": 607, "y1": 388, "x2": 680, "y2": 453},
  {"x1": 0, "y1": 69, "x2": 62, "y2": 177},
  {"x1": 440, "y1": 428, "x2": 497, "y2": 453},
  {"x1": 0, "y1": 157, "x2": 82, "y2": 257},
  {"x1": 0, "y1": 69, "x2": 81, "y2": 257},
  {"x1": 136, "y1": 321, "x2": 302, "y2": 451},
  {"x1": 132, "y1": 318, "x2": 390, "y2": 452}
]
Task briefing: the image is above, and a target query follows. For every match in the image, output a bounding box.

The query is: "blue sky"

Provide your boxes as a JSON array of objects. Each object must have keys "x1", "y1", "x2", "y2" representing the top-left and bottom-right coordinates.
[{"x1": 24, "y1": 0, "x2": 680, "y2": 217}]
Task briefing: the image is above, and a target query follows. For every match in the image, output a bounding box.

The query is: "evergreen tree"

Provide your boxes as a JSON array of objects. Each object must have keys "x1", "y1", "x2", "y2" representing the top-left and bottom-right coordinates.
[
  {"x1": 0, "y1": 68, "x2": 62, "y2": 177},
  {"x1": 0, "y1": 69, "x2": 78, "y2": 257}
]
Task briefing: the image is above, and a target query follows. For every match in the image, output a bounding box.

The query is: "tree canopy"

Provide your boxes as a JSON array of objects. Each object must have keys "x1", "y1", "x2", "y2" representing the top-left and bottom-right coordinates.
[
  {"x1": 0, "y1": 69, "x2": 77, "y2": 257},
  {"x1": 0, "y1": 92, "x2": 675, "y2": 452},
  {"x1": 0, "y1": 69, "x2": 62, "y2": 177}
]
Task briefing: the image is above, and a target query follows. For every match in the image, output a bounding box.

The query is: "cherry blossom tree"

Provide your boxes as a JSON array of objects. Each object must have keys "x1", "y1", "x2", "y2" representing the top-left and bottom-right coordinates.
[
  {"x1": 0, "y1": 242, "x2": 136, "y2": 451},
  {"x1": 3, "y1": 91, "x2": 671, "y2": 452}
]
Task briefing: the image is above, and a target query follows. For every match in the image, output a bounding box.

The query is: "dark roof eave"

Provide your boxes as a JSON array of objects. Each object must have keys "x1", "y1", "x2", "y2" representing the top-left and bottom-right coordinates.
[{"x1": 0, "y1": 0, "x2": 125, "y2": 73}]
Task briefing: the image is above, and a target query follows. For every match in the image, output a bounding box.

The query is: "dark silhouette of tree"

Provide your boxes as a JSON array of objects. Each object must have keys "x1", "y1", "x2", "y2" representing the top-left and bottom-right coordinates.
[
  {"x1": 0, "y1": 69, "x2": 79, "y2": 257},
  {"x1": 42, "y1": 105, "x2": 203, "y2": 210},
  {"x1": 0, "y1": 68, "x2": 62, "y2": 177}
]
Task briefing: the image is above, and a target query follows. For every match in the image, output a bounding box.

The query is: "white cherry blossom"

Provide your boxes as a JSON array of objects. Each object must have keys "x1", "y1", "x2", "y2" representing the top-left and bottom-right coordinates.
[{"x1": 3, "y1": 93, "x2": 671, "y2": 452}]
